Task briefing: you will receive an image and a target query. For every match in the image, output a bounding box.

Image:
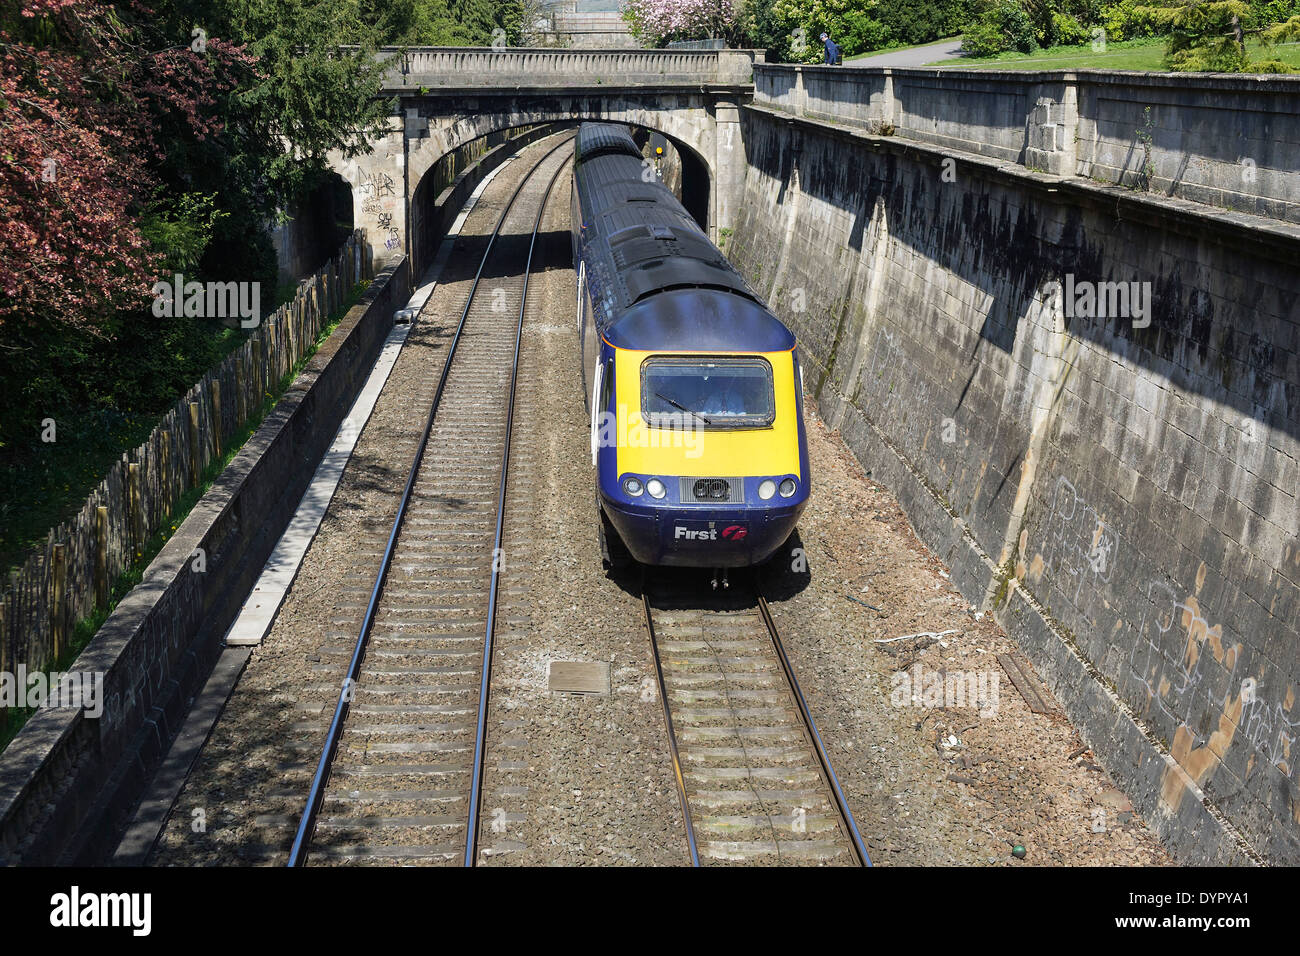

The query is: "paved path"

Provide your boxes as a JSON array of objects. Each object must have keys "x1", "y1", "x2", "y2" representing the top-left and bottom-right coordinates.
[{"x1": 844, "y1": 38, "x2": 964, "y2": 68}]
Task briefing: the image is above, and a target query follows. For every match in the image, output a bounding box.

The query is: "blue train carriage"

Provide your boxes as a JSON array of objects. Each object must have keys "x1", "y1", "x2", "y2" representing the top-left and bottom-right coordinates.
[{"x1": 571, "y1": 123, "x2": 811, "y2": 575}]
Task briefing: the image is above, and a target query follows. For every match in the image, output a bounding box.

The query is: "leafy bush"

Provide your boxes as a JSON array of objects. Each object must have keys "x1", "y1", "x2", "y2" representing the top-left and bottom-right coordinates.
[
  {"x1": 880, "y1": 0, "x2": 977, "y2": 44},
  {"x1": 1051, "y1": 10, "x2": 1092, "y2": 41},
  {"x1": 1022, "y1": 0, "x2": 1100, "y2": 46},
  {"x1": 1100, "y1": 0, "x2": 1164, "y2": 39},
  {"x1": 1258, "y1": 0, "x2": 1300, "y2": 22},
  {"x1": 756, "y1": 0, "x2": 971, "y2": 60},
  {"x1": 962, "y1": 1, "x2": 1038, "y2": 54},
  {"x1": 843, "y1": 11, "x2": 893, "y2": 52},
  {"x1": 961, "y1": 17, "x2": 1009, "y2": 53},
  {"x1": 768, "y1": 0, "x2": 845, "y2": 62}
]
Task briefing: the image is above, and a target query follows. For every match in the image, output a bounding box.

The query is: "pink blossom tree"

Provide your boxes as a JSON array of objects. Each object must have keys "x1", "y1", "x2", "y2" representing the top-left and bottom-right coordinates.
[
  {"x1": 0, "y1": 0, "x2": 258, "y2": 334},
  {"x1": 621, "y1": 0, "x2": 740, "y2": 46}
]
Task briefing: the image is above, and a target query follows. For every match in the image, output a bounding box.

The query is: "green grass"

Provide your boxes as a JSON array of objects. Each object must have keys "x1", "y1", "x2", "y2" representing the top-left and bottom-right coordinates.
[
  {"x1": 935, "y1": 37, "x2": 1300, "y2": 71},
  {"x1": 0, "y1": 280, "x2": 368, "y2": 755}
]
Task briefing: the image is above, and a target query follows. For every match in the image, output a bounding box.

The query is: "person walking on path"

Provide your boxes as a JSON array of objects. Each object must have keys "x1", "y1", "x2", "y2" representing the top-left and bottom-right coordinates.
[{"x1": 820, "y1": 31, "x2": 842, "y2": 65}]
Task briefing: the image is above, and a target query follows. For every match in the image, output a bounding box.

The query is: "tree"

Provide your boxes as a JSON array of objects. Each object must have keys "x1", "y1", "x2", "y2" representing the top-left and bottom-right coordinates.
[
  {"x1": 0, "y1": 0, "x2": 259, "y2": 335},
  {"x1": 0, "y1": 0, "x2": 394, "y2": 557},
  {"x1": 745, "y1": 0, "x2": 804, "y2": 60},
  {"x1": 1136, "y1": 0, "x2": 1300, "y2": 70},
  {"x1": 449, "y1": 0, "x2": 501, "y2": 43},
  {"x1": 359, "y1": 0, "x2": 464, "y2": 44},
  {"x1": 622, "y1": 0, "x2": 742, "y2": 46},
  {"x1": 962, "y1": 0, "x2": 1038, "y2": 54}
]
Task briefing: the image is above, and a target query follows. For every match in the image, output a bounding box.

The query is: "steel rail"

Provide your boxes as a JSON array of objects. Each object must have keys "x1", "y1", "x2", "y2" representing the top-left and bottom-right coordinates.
[
  {"x1": 640, "y1": 586, "x2": 703, "y2": 867},
  {"x1": 287, "y1": 134, "x2": 576, "y2": 866},
  {"x1": 465, "y1": 147, "x2": 574, "y2": 866},
  {"x1": 756, "y1": 590, "x2": 872, "y2": 867}
]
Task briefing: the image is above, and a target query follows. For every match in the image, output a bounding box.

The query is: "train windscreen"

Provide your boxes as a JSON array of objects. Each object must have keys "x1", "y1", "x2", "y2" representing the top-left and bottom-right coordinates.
[{"x1": 640, "y1": 357, "x2": 775, "y2": 429}]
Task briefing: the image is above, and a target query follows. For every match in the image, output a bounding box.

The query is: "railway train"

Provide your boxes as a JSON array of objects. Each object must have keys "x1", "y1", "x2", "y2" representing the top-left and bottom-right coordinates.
[{"x1": 570, "y1": 123, "x2": 810, "y2": 582}]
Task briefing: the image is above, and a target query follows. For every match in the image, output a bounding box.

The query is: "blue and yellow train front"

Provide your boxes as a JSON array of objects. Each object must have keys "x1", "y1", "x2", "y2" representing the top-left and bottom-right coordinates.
[{"x1": 593, "y1": 310, "x2": 810, "y2": 568}]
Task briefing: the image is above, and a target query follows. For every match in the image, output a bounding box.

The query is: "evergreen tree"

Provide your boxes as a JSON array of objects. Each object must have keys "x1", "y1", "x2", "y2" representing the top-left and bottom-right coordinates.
[
  {"x1": 1137, "y1": 0, "x2": 1300, "y2": 70},
  {"x1": 449, "y1": 0, "x2": 499, "y2": 43}
]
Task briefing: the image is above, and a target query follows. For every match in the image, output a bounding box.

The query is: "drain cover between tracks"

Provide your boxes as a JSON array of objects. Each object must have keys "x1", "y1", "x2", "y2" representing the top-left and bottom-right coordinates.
[{"x1": 548, "y1": 661, "x2": 611, "y2": 695}]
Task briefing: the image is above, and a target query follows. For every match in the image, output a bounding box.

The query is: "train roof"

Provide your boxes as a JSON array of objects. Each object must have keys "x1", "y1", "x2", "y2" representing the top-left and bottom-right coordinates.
[
  {"x1": 606, "y1": 287, "x2": 796, "y2": 353},
  {"x1": 575, "y1": 123, "x2": 641, "y2": 163},
  {"x1": 574, "y1": 147, "x2": 757, "y2": 314}
]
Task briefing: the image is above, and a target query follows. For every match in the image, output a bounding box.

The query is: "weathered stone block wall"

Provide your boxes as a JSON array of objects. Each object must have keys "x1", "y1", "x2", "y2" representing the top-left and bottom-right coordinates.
[
  {"x1": 755, "y1": 65, "x2": 1300, "y2": 222},
  {"x1": 1075, "y1": 73, "x2": 1300, "y2": 221},
  {"x1": 0, "y1": 260, "x2": 411, "y2": 865},
  {"x1": 410, "y1": 124, "x2": 561, "y2": 277},
  {"x1": 729, "y1": 105, "x2": 1300, "y2": 864}
]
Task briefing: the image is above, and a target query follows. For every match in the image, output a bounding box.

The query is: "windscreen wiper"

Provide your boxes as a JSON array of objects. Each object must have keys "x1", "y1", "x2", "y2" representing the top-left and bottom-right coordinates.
[{"x1": 654, "y1": 391, "x2": 713, "y2": 426}]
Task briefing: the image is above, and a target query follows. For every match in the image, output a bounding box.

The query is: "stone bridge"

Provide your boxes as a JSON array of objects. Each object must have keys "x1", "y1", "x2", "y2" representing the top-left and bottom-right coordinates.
[{"x1": 331, "y1": 47, "x2": 763, "y2": 270}]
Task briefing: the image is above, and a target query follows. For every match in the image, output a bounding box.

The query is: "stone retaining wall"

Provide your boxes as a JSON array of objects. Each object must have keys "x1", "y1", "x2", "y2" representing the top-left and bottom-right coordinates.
[{"x1": 729, "y1": 103, "x2": 1299, "y2": 864}]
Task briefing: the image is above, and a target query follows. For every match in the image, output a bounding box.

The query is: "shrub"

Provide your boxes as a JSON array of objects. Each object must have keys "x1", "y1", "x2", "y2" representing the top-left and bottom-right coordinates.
[
  {"x1": 1051, "y1": 10, "x2": 1092, "y2": 42},
  {"x1": 760, "y1": 0, "x2": 973, "y2": 58},
  {"x1": 962, "y1": 17, "x2": 1009, "y2": 53},
  {"x1": 843, "y1": 11, "x2": 893, "y2": 53},
  {"x1": 880, "y1": 0, "x2": 978, "y2": 44},
  {"x1": 962, "y1": 1, "x2": 1038, "y2": 55},
  {"x1": 1100, "y1": 0, "x2": 1164, "y2": 40}
]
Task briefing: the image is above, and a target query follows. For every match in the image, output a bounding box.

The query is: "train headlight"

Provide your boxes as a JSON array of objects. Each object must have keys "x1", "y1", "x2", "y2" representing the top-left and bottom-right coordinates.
[
  {"x1": 779, "y1": 478, "x2": 797, "y2": 498},
  {"x1": 646, "y1": 478, "x2": 666, "y2": 499},
  {"x1": 623, "y1": 477, "x2": 644, "y2": 497},
  {"x1": 758, "y1": 479, "x2": 777, "y2": 500}
]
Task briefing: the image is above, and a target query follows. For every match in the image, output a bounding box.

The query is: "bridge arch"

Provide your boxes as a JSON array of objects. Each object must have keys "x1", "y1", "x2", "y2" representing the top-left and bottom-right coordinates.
[
  {"x1": 332, "y1": 87, "x2": 745, "y2": 270},
  {"x1": 422, "y1": 115, "x2": 708, "y2": 231},
  {"x1": 410, "y1": 99, "x2": 716, "y2": 210}
]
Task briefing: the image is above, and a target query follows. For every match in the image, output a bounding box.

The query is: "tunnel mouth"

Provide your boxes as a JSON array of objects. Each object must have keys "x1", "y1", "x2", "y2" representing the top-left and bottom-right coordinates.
[
  {"x1": 632, "y1": 127, "x2": 709, "y2": 232},
  {"x1": 408, "y1": 124, "x2": 574, "y2": 274}
]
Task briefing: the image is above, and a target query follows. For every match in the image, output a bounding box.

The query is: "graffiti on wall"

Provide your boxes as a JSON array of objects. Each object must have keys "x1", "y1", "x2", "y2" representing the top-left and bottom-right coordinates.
[
  {"x1": 1037, "y1": 475, "x2": 1118, "y2": 615},
  {"x1": 1029, "y1": 472, "x2": 1299, "y2": 809},
  {"x1": 358, "y1": 169, "x2": 396, "y2": 216}
]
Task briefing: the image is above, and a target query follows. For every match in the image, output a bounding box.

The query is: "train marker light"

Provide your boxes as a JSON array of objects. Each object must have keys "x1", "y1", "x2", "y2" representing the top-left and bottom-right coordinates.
[{"x1": 758, "y1": 479, "x2": 776, "y2": 500}]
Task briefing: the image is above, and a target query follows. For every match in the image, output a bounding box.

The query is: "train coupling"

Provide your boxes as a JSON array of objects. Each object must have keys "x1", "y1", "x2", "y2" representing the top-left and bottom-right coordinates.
[{"x1": 710, "y1": 568, "x2": 730, "y2": 590}]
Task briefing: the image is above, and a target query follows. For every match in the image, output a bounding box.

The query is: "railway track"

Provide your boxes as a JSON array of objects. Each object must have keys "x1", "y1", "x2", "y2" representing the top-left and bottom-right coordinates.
[
  {"x1": 287, "y1": 136, "x2": 575, "y2": 866},
  {"x1": 642, "y1": 570, "x2": 871, "y2": 866}
]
